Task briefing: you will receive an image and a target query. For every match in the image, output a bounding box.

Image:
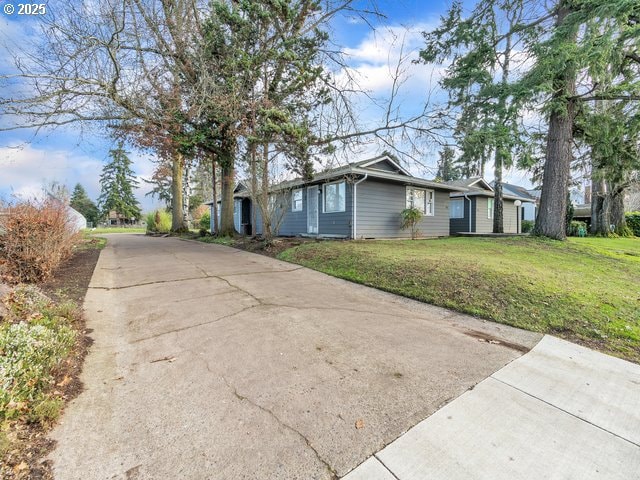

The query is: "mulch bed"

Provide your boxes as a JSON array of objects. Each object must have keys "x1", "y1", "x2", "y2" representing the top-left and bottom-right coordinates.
[{"x1": 1, "y1": 241, "x2": 102, "y2": 479}]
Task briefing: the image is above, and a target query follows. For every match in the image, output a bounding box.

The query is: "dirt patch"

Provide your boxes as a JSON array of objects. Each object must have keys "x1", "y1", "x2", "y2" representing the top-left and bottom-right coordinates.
[
  {"x1": 2, "y1": 241, "x2": 101, "y2": 479},
  {"x1": 38, "y1": 240, "x2": 102, "y2": 304},
  {"x1": 462, "y1": 329, "x2": 531, "y2": 353},
  {"x1": 232, "y1": 236, "x2": 314, "y2": 257}
]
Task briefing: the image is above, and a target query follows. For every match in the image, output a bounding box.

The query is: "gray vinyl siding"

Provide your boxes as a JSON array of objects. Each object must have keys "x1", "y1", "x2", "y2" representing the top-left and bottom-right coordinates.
[
  {"x1": 356, "y1": 179, "x2": 450, "y2": 238},
  {"x1": 319, "y1": 182, "x2": 352, "y2": 236},
  {"x1": 450, "y1": 197, "x2": 473, "y2": 233},
  {"x1": 475, "y1": 196, "x2": 493, "y2": 233},
  {"x1": 502, "y1": 199, "x2": 518, "y2": 233},
  {"x1": 367, "y1": 160, "x2": 399, "y2": 173},
  {"x1": 277, "y1": 189, "x2": 307, "y2": 236},
  {"x1": 472, "y1": 196, "x2": 519, "y2": 233}
]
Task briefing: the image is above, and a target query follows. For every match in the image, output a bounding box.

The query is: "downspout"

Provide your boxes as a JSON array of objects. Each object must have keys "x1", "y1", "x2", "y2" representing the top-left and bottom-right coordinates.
[
  {"x1": 352, "y1": 174, "x2": 368, "y2": 239},
  {"x1": 464, "y1": 193, "x2": 472, "y2": 233}
]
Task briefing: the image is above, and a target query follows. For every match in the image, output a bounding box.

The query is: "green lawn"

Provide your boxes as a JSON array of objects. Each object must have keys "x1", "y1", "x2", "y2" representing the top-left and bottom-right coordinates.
[
  {"x1": 279, "y1": 236, "x2": 640, "y2": 363},
  {"x1": 84, "y1": 227, "x2": 146, "y2": 234}
]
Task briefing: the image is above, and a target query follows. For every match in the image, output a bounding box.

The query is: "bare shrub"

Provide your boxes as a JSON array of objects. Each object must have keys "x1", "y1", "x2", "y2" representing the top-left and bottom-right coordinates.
[{"x1": 0, "y1": 198, "x2": 80, "y2": 283}]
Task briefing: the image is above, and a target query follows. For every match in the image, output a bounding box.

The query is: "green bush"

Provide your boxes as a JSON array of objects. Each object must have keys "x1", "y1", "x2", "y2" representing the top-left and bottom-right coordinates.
[
  {"x1": 521, "y1": 220, "x2": 534, "y2": 233},
  {"x1": 400, "y1": 207, "x2": 422, "y2": 240},
  {"x1": 0, "y1": 286, "x2": 78, "y2": 426},
  {"x1": 146, "y1": 210, "x2": 171, "y2": 233},
  {"x1": 145, "y1": 211, "x2": 156, "y2": 232},
  {"x1": 199, "y1": 211, "x2": 211, "y2": 231},
  {"x1": 568, "y1": 220, "x2": 587, "y2": 237},
  {"x1": 626, "y1": 211, "x2": 640, "y2": 237}
]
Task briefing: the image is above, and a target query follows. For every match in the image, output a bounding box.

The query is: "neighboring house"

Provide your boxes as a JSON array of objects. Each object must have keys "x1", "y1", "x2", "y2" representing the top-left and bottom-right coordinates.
[
  {"x1": 210, "y1": 155, "x2": 466, "y2": 239},
  {"x1": 524, "y1": 189, "x2": 541, "y2": 222},
  {"x1": 446, "y1": 177, "x2": 536, "y2": 234}
]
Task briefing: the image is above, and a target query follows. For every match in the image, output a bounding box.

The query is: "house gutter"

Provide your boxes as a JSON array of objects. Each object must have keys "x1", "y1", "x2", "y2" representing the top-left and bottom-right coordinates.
[
  {"x1": 352, "y1": 174, "x2": 368, "y2": 239},
  {"x1": 464, "y1": 193, "x2": 472, "y2": 232}
]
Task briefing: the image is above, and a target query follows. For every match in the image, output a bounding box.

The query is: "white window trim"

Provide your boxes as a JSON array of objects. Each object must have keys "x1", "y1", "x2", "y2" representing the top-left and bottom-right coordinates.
[
  {"x1": 406, "y1": 187, "x2": 434, "y2": 216},
  {"x1": 292, "y1": 188, "x2": 303, "y2": 212},
  {"x1": 487, "y1": 198, "x2": 494, "y2": 219},
  {"x1": 450, "y1": 198, "x2": 464, "y2": 219},
  {"x1": 323, "y1": 181, "x2": 346, "y2": 213}
]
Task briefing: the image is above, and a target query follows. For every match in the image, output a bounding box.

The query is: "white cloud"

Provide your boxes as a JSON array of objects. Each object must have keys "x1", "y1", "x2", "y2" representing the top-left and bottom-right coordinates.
[{"x1": 0, "y1": 142, "x2": 162, "y2": 212}]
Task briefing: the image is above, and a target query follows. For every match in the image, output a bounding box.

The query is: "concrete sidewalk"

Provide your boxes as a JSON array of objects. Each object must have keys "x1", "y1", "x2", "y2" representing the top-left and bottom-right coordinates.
[
  {"x1": 48, "y1": 234, "x2": 542, "y2": 479},
  {"x1": 343, "y1": 336, "x2": 640, "y2": 480}
]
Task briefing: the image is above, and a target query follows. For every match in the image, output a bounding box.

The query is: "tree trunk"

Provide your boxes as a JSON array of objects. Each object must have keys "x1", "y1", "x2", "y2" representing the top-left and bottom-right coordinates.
[
  {"x1": 250, "y1": 143, "x2": 257, "y2": 236},
  {"x1": 218, "y1": 135, "x2": 236, "y2": 237},
  {"x1": 493, "y1": 172, "x2": 504, "y2": 233},
  {"x1": 591, "y1": 179, "x2": 609, "y2": 235},
  {"x1": 261, "y1": 143, "x2": 272, "y2": 240},
  {"x1": 182, "y1": 160, "x2": 191, "y2": 229},
  {"x1": 533, "y1": 4, "x2": 577, "y2": 241},
  {"x1": 611, "y1": 188, "x2": 626, "y2": 234},
  {"x1": 211, "y1": 156, "x2": 219, "y2": 234},
  {"x1": 171, "y1": 152, "x2": 186, "y2": 232}
]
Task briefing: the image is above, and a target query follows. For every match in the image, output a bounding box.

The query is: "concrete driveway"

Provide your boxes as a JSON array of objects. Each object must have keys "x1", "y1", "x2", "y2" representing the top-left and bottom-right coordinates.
[{"x1": 49, "y1": 234, "x2": 542, "y2": 479}]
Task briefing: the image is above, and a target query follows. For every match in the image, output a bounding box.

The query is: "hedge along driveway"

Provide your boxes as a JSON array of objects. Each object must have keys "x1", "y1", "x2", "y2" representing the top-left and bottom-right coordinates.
[{"x1": 279, "y1": 236, "x2": 640, "y2": 363}]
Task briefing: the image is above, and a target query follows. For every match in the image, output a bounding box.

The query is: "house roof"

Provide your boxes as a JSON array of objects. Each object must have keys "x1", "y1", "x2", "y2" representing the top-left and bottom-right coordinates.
[
  {"x1": 492, "y1": 182, "x2": 538, "y2": 202},
  {"x1": 446, "y1": 177, "x2": 493, "y2": 191},
  {"x1": 447, "y1": 177, "x2": 535, "y2": 202},
  {"x1": 205, "y1": 156, "x2": 468, "y2": 204},
  {"x1": 275, "y1": 155, "x2": 466, "y2": 192}
]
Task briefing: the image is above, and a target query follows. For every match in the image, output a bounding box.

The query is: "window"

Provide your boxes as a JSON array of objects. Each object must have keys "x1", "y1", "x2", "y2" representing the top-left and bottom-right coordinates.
[
  {"x1": 406, "y1": 187, "x2": 434, "y2": 216},
  {"x1": 487, "y1": 198, "x2": 494, "y2": 219},
  {"x1": 450, "y1": 199, "x2": 464, "y2": 219},
  {"x1": 323, "y1": 181, "x2": 345, "y2": 213},
  {"x1": 292, "y1": 189, "x2": 303, "y2": 212}
]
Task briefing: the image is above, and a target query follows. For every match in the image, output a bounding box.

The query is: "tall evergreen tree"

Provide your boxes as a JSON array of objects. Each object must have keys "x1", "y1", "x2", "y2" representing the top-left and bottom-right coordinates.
[
  {"x1": 436, "y1": 147, "x2": 462, "y2": 182},
  {"x1": 519, "y1": 0, "x2": 639, "y2": 239},
  {"x1": 70, "y1": 183, "x2": 99, "y2": 226},
  {"x1": 98, "y1": 144, "x2": 141, "y2": 224},
  {"x1": 420, "y1": 0, "x2": 531, "y2": 233}
]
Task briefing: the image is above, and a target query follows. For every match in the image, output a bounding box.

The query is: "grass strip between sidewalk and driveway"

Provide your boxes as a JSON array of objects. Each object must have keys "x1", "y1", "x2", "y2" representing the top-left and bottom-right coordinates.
[{"x1": 278, "y1": 236, "x2": 640, "y2": 363}]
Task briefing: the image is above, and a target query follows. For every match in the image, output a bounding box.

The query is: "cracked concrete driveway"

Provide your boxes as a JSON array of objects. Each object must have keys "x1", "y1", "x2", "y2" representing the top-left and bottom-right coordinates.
[{"x1": 49, "y1": 234, "x2": 541, "y2": 479}]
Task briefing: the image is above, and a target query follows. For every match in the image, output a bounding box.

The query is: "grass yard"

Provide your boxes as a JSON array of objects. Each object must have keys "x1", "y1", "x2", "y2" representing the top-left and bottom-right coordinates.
[
  {"x1": 84, "y1": 227, "x2": 146, "y2": 234},
  {"x1": 279, "y1": 236, "x2": 640, "y2": 363}
]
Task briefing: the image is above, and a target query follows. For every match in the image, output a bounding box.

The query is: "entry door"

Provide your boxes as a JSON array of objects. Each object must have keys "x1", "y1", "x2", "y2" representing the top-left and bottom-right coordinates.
[{"x1": 307, "y1": 186, "x2": 319, "y2": 234}]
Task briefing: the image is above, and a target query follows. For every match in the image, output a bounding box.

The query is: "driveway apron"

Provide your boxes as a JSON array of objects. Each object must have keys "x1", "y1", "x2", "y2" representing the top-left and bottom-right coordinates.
[{"x1": 49, "y1": 234, "x2": 541, "y2": 479}]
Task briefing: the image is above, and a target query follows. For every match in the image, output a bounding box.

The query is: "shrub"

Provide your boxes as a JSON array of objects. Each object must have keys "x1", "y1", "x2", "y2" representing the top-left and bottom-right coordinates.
[
  {"x1": 145, "y1": 211, "x2": 156, "y2": 232},
  {"x1": 0, "y1": 286, "x2": 78, "y2": 427},
  {"x1": 146, "y1": 209, "x2": 171, "y2": 233},
  {"x1": 199, "y1": 211, "x2": 211, "y2": 231},
  {"x1": 626, "y1": 211, "x2": 640, "y2": 237},
  {"x1": 0, "y1": 198, "x2": 80, "y2": 284},
  {"x1": 568, "y1": 220, "x2": 587, "y2": 237},
  {"x1": 400, "y1": 208, "x2": 422, "y2": 240},
  {"x1": 521, "y1": 220, "x2": 534, "y2": 233}
]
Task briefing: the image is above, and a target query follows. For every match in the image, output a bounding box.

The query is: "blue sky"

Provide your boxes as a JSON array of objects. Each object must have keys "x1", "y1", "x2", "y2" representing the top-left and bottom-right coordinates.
[{"x1": 0, "y1": 1, "x2": 535, "y2": 212}]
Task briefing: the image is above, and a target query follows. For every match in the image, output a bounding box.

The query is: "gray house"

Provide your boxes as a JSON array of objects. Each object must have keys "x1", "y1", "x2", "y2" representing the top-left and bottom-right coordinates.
[
  {"x1": 447, "y1": 177, "x2": 536, "y2": 234},
  {"x1": 215, "y1": 155, "x2": 466, "y2": 238}
]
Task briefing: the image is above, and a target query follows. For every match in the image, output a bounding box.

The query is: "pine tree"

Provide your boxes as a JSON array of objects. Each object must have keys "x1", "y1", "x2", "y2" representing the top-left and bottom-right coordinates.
[
  {"x1": 436, "y1": 147, "x2": 462, "y2": 182},
  {"x1": 98, "y1": 143, "x2": 141, "y2": 224},
  {"x1": 420, "y1": 0, "x2": 531, "y2": 233},
  {"x1": 70, "y1": 183, "x2": 99, "y2": 226}
]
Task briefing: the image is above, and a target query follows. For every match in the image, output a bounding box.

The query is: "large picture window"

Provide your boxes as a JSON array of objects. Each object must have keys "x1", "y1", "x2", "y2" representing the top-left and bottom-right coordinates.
[
  {"x1": 292, "y1": 189, "x2": 303, "y2": 212},
  {"x1": 323, "y1": 181, "x2": 345, "y2": 213},
  {"x1": 406, "y1": 187, "x2": 434, "y2": 216},
  {"x1": 450, "y1": 199, "x2": 464, "y2": 219}
]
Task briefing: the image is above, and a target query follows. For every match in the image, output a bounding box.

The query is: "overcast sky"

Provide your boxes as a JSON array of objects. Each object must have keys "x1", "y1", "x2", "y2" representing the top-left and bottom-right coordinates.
[{"x1": 0, "y1": 0, "x2": 536, "y2": 212}]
